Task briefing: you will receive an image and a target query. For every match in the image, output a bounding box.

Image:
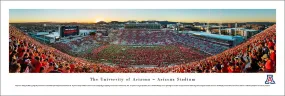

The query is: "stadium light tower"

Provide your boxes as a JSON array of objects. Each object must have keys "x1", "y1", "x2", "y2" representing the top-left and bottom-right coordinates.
[
  {"x1": 219, "y1": 24, "x2": 222, "y2": 35},
  {"x1": 206, "y1": 9, "x2": 211, "y2": 34},
  {"x1": 219, "y1": 10, "x2": 222, "y2": 35},
  {"x1": 58, "y1": 25, "x2": 61, "y2": 36},
  {"x1": 235, "y1": 22, "x2": 237, "y2": 36}
]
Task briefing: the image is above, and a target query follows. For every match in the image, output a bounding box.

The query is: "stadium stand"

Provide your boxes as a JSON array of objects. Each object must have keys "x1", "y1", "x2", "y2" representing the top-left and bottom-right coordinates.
[{"x1": 9, "y1": 25, "x2": 276, "y2": 73}]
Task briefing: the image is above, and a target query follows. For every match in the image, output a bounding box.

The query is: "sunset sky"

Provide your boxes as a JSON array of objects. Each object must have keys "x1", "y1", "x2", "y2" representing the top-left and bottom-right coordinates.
[{"x1": 9, "y1": 9, "x2": 276, "y2": 23}]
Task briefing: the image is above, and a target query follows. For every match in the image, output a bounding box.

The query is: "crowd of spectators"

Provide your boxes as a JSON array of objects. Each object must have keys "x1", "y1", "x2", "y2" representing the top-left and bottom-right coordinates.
[
  {"x1": 174, "y1": 33, "x2": 229, "y2": 55},
  {"x1": 116, "y1": 29, "x2": 176, "y2": 45},
  {"x1": 9, "y1": 26, "x2": 96, "y2": 73},
  {"x1": 90, "y1": 45, "x2": 208, "y2": 67},
  {"x1": 9, "y1": 25, "x2": 276, "y2": 73},
  {"x1": 51, "y1": 35, "x2": 100, "y2": 55},
  {"x1": 187, "y1": 24, "x2": 276, "y2": 73},
  {"x1": 115, "y1": 29, "x2": 229, "y2": 55}
]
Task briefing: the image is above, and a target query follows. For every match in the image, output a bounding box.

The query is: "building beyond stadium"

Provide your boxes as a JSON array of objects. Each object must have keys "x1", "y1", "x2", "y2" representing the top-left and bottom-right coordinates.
[{"x1": 28, "y1": 26, "x2": 96, "y2": 43}]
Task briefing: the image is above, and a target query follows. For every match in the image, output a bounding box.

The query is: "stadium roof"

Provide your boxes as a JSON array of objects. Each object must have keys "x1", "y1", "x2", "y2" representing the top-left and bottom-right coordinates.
[
  {"x1": 45, "y1": 32, "x2": 60, "y2": 38},
  {"x1": 36, "y1": 32, "x2": 49, "y2": 36},
  {"x1": 224, "y1": 28, "x2": 246, "y2": 30},
  {"x1": 244, "y1": 29, "x2": 258, "y2": 32},
  {"x1": 224, "y1": 28, "x2": 258, "y2": 32},
  {"x1": 79, "y1": 30, "x2": 96, "y2": 33},
  {"x1": 184, "y1": 31, "x2": 243, "y2": 41}
]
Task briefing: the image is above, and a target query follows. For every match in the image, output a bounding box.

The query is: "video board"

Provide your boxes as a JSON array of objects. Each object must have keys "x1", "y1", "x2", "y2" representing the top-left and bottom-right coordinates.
[{"x1": 60, "y1": 26, "x2": 79, "y2": 37}]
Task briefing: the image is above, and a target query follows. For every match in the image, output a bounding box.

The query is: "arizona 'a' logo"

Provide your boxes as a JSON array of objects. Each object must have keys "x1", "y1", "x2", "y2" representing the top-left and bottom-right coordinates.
[{"x1": 265, "y1": 75, "x2": 275, "y2": 84}]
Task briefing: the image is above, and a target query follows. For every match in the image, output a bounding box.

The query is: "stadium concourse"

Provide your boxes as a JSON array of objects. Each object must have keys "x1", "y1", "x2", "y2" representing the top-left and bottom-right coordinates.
[
  {"x1": 9, "y1": 25, "x2": 276, "y2": 73},
  {"x1": 112, "y1": 29, "x2": 229, "y2": 55}
]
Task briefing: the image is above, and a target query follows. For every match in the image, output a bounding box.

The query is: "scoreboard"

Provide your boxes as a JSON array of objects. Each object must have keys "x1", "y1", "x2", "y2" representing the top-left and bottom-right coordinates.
[{"x1": 60, "y1": 26, "x2": 79, "y2": 37}]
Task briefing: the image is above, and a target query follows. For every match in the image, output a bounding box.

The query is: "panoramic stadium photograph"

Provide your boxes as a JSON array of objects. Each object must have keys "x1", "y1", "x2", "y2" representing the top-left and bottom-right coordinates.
[{"x1": 9, "y1": 9, "x2": 276, "y2": 73}]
